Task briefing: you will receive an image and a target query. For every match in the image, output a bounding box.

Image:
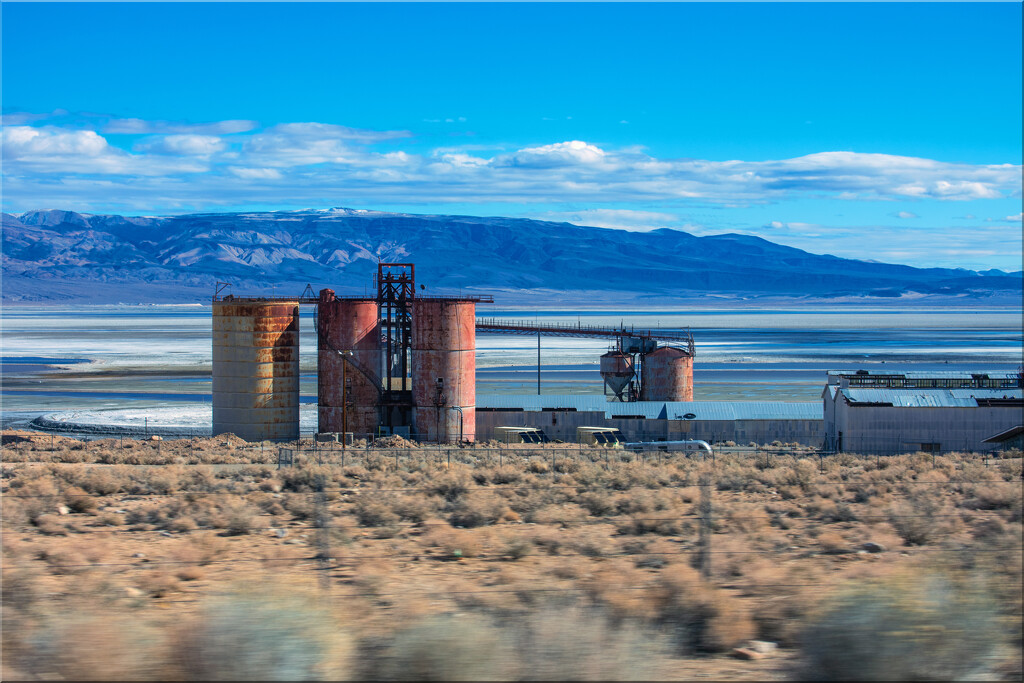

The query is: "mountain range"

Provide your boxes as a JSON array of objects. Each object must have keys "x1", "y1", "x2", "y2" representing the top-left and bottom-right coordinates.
[{"x1": 2, "y1": 208, "x2": 1020, "y2": 305}]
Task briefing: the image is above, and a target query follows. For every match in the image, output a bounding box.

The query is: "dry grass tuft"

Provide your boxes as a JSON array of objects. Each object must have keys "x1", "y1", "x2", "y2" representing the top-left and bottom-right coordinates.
[
  {"x1": 1, "y1": 436, "x2": 1021, "y2": 680},
  {"x1": 797, "y1": 571, "x2": 999, "y2": 681}
]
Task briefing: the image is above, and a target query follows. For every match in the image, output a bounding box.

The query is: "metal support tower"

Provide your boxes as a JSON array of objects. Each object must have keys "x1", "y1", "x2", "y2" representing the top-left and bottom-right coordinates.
[{"x1": 376, "y1": 263, "x2": 416, "y2": 433}]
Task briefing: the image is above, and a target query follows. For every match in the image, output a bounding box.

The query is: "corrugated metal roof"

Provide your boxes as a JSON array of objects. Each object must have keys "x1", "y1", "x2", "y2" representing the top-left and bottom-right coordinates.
[
  {"x1": 827, "y1": 370, "x2": 1020, "y2": 380},
  {"x1": 665, "y1": 402, "x2": 821, "y2": 421},
  {"x1": 983, "y1": 425, "x2": 1024, "y2": 443},
  {"x1": 476, "y1": 394, "x2": 821, "y2": 420},
  {"x1": 842, "y1": 387, "x2": 1022, "y2": 407},
  {"x1": 948, "y1": 388, "x2": 1023, "y2": 399}
]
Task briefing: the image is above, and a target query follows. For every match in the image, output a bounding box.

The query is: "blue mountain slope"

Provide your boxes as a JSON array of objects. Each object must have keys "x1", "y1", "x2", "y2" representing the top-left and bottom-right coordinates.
[{"x1": 1, "y1": 208, "x2": 1020, "y2": 304}]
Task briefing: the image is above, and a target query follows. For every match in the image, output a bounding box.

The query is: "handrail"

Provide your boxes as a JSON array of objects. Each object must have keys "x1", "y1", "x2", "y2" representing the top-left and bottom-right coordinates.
[{"x1": 475, "y1": 317, "x2": 695, "y2": 345}]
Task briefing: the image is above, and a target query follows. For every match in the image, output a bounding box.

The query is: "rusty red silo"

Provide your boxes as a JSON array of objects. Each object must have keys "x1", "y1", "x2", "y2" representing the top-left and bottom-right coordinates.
[
  {"x1": 411, "y1": 299, "x2": 476, "y2": 443},
  {"x1": 212, "y1": 300, "x2": 300, "y2": 441},
  {"x1": 317, "y1": 289, "x2": 382, "y2": 437},
  {"x1": 639, "y1": 346, "x2": 694, "y2": 401}
]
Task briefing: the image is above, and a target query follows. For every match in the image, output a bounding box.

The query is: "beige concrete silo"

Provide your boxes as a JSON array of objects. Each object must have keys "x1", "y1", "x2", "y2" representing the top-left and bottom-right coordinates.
[{"x1": 212, "y1": 299, "x2": 300, "y2": 441}]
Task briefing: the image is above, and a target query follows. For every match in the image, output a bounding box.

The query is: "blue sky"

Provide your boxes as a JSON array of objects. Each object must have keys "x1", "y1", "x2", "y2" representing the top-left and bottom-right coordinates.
[{"x1": 2, "y1": 2, "x2": 1022, "y2": 270}]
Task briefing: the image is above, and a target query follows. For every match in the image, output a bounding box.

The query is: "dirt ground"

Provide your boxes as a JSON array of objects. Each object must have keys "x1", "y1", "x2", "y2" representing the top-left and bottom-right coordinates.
[{"x1": 2, "y1": 430, "x2": 1021, "y2": 681}]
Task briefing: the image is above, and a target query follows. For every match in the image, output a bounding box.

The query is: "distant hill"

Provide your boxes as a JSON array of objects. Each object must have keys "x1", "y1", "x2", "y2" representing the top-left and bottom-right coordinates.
[{"x1": 2, "y1": 208, "x2": 1020, "y2": 304}]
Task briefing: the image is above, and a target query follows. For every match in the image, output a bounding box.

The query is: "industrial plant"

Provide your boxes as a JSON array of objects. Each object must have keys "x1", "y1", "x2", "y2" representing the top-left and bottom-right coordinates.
[
  {"x1": 212, "y1": 263, "x2": 701, "y2": 444},
  {"x1": 211, "y1": 263, "x2": 1022, "y2": 453}
]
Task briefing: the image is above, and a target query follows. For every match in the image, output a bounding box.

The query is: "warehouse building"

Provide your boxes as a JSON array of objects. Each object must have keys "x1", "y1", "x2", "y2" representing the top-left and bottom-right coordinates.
[
  {"x1": 823, "y1": 370, "x2": 1023, "y2": 455},
  {"x1": 477, "y1": 394, "x2": 822, "y2": 445}
]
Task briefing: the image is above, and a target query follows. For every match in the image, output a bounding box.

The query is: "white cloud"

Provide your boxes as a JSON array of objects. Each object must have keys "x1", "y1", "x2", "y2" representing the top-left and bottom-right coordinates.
[
  {"x1": 2, "y1": 111, "x2": 58, "y2": 126},
  {"x1": 497, "y1": 140, "x2": 607, "y2": 168},
  {"x1": 894, "y1": 211, "x2": 918, "y2": 219},
  {"x1": 228, "y1": 167, "x2": 283, "y2": 180},
  {"x1": 104, "y1": 118, "x2": 258, "y2": 134},
  {"x1": 242, "y1": 122, "x2": 412, "y2": 167},
  {"x1": 2, "y1": 125, "x2": 207, "y2": 176},
  {"x1": 1005, "y1": 212, "x2": 1023, "y2": 222},
  {"x1": 755, "y1": 152, "x2": 1017, "y2": 201},
  {"x1": 135, "y1": 135, "x2": 226, "y2": 156},
  {"x1": 434, "y1": 152, "x2": 489, "y2": 168},
  {"x1": 763, "y1": 221, "x2": 822, "y2": 234},
  {"x1": 532, "y1": 209, "x2": 685, "y2": 232},
  {"x1": 3, "y1": 118, "x2": 1022, "y2": 220},
  {"x1": 3, "y1": 126, "x2": 110, "y2": 157}
]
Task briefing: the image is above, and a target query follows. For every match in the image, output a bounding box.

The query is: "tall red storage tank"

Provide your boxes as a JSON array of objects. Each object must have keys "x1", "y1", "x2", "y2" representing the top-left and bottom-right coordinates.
[
  {"x1": 411, "y1": 299, "x2": 476, "y2": 443},
  {"x1": 640, "y1": 346, "x2": 694, "y2": 401},
  {"x1": 317, "y1": 290, "x2": 382, "y2": 437}
]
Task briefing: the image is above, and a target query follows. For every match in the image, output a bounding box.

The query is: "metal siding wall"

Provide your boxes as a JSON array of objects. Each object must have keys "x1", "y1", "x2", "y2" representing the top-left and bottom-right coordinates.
[{"x1": 839, "y1": 404, "x2": 1020, "y2": 454}]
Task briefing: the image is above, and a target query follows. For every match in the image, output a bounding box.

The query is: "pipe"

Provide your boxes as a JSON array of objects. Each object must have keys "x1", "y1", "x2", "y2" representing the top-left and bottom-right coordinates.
[
  {"x1": 450, "y1": 405, "x2": 464, "y2": 444},
  {"x1": 339, "y1": 350, "x2": 351, "y2": 451},
  {"x1": 537, "y1": 330, "x2": 541, "y2": 395}
]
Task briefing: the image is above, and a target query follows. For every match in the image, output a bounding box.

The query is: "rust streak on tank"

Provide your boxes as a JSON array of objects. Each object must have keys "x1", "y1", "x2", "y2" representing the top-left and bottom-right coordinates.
[
  {"x1": 640, "y1": 346, "x2": 694, "y2": 402},
  {"x1": 412, "y1": 299, "x2": 477, "y2": 443},
  {"x1": 317, "y1": 290, "x2": 382, "y2": 437}
]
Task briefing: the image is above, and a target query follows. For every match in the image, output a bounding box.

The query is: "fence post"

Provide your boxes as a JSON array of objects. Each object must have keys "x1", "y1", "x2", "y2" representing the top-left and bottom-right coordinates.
[
  {"x1": 314, "y1": 474, "x2": 331, "y2": 592},
  {"x1": 697, "y1": 473, "x2": 713, "y2": 580}
]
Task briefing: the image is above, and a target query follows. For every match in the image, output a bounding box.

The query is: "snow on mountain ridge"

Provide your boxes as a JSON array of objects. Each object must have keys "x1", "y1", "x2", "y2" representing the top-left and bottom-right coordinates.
[{"x1": 1, "y1": 208, "x2": 1020, "y2": 304}]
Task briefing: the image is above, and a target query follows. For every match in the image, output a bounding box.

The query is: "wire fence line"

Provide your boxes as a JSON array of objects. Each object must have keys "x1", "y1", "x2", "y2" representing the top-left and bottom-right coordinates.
[
  {"x1": 5, "y1": 473, "x2": 1018, "y2": 570},
  {"x1": 3, "y1": 479, "x2": 1018, "y2": 499},
  {"x1": 5, "y1": 438, "x2": 1019, "y2": 612},
  {"x1": 4, "y1": 440, "x2": 1016, "y2": 472},
  {"x1": 7, "y1": 545, "x2": 1019, "y2": 572}
]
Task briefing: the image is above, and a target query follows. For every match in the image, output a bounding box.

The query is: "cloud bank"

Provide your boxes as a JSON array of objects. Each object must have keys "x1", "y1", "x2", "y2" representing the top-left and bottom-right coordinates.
[{"x1": 3, "y1": 116, "x2": 1020, "y2": 213}]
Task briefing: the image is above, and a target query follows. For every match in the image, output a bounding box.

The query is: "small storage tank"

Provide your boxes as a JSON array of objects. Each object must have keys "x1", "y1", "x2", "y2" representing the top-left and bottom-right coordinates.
[
  {"x1": 411, "y1": 299, "x2": 476, "y2": 443},
  {"x1": 212, "y1": 299, "x2": 300, "y2": 441},
  {"x1": 317, "y1": 290, "x2": 381, "y2": 437},
  {"x1": 600, "y1": 350, "x2": 635, "y2": 399},
  {"x1": 640, "y1": 346, "x2": 694, "y2": 401}
]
